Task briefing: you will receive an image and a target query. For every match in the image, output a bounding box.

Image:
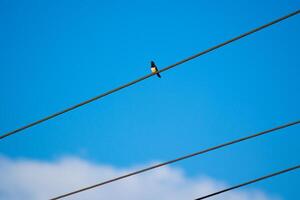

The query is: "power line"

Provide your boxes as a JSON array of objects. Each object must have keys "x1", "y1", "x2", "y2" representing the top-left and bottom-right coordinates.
[
  {"x1": 1, "y1": 10, "x2": 299, "y2": 140},
  {"x1": 195, "y1": 164, "x2": 300, "y2": 200},
  {"x1": 49, "y1": 120, "x2": 300, "y2": 199}
]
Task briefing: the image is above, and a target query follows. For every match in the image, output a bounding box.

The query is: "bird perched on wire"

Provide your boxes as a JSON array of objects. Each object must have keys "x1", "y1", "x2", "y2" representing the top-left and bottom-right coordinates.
[{"x1": 150, "y1": 61, "x2": 161, "y2": 78}]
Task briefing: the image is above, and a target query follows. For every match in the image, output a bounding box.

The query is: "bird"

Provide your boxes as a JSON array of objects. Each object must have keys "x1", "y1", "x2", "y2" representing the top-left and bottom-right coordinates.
[{"x1": 150, "y1": 61, "x2": 161, "y2": 78}]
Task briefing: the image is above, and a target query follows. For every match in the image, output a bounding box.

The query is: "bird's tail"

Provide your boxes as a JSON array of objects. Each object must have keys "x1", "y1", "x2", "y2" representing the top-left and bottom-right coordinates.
[{"x1": 156, "y1": 73, "x2": 161, "y2": 78}]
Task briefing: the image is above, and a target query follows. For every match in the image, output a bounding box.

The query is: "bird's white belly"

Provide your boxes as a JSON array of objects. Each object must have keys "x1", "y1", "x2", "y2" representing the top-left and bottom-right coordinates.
[{"x1": 151, "y1": 67, "x2": 157, "y2": 73}]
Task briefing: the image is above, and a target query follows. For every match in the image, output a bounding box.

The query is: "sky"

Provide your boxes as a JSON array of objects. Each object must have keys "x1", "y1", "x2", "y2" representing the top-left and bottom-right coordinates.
[{"x1": 0, "y1": 0, "x2": 299, "y2": 199}]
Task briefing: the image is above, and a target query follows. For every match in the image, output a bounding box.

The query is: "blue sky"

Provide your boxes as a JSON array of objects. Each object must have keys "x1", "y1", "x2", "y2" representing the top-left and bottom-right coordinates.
[{"x1": 0, "y1": 0, "x2": 299, "y2": 199}]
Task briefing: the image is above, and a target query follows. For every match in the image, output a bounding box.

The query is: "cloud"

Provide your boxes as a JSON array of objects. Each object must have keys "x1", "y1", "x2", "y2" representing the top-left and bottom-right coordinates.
[{"x1": 0, "y1": 156, "x2": 280, "y2": 200}]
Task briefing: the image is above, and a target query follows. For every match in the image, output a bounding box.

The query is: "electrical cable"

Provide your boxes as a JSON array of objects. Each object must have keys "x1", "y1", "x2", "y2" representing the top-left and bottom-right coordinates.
[
  {"x1": 49, "y1": 120, "x2": 300, "y2": 199},
  {"x1": 195, "y1": 165, "x2": 300, "y2": 200},
  {"x1": 1, "y1": 9, "x2": 299, "y2": 140}
]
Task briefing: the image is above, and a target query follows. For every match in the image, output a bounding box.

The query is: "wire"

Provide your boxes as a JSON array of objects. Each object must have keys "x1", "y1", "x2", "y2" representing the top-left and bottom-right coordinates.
[
  {"x1": 1, "y1": 10, "x2": 299, "y2": 140},
  {"x1": 49, "y1": 120, "x2": 300, "y2": 199},
  {"x1": 195, "y1": 164, "x2": 300, "y2": 200}
]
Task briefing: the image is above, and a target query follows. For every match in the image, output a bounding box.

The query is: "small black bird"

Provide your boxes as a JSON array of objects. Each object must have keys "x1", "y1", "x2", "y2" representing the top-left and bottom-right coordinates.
[{"x1": 150, "y1": 61, "x2": 161, "y2": 78}]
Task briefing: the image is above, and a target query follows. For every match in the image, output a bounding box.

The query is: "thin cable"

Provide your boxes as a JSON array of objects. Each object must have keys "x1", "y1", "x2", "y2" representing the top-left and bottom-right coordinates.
[
  {"x1": 1, "y1": 10, "x2": 299, "y2": 140},
  {"x1": 49, "y1": 120, "x2": 300, "y2": 199},
  {"x1": 195, "y1": 165, "x2": 300, "y2": 200}
]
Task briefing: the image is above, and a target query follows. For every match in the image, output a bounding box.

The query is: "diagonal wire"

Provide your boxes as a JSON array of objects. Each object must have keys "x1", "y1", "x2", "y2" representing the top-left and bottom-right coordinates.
[
  {"x1": 195, "y1": 164, "x2": 300, "y2": 200},
  {"x1": 49, "y1": 120, "x2": 300, "y2": 199},
  {"x1": 1, "y1": 9, "x2": 299, "y2": 140}
]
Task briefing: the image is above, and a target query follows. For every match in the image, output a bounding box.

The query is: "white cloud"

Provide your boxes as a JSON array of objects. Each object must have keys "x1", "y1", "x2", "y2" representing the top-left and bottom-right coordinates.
[{"x1": 0, "y1": 156, "x2": 280, "y2": 200}]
